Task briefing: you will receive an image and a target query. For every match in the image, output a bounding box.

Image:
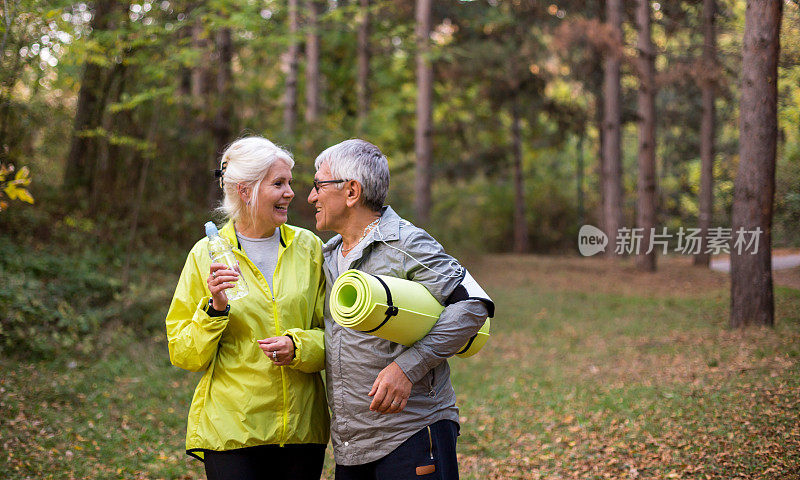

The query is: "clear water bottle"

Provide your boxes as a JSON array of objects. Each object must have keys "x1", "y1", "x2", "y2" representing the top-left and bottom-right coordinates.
[{"x1": 205, "y1": 221, "x2": 249, "y2": 301}]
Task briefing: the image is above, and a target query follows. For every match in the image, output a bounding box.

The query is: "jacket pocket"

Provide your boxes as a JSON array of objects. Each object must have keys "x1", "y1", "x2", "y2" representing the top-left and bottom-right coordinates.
[{"x1": 410, "y1": 369, "x2": 436, "y2": 398}]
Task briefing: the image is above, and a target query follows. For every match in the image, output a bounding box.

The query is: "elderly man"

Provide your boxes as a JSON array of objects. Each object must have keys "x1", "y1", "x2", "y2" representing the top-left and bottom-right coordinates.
[{"x1": 307, "y1": 139, "x2": 493, "y2": 479}]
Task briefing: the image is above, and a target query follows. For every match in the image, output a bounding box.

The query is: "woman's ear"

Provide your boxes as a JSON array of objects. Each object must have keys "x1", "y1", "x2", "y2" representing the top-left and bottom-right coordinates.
[
  {"x1": 345, "y1": 180, "x2": 362, "y2": 208},
  {"x1": 237, "y1": 184, "x2": 250, "y2": 205}
]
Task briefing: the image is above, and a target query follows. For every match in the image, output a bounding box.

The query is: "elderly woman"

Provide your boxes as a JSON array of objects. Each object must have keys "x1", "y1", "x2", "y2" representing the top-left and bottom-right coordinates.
[
  {"x1": 166, "y1": 136, "x2": 328, "y2": 480},
  {"x1": 307, "y1": 139, "x2": 493, "y2": 480}
]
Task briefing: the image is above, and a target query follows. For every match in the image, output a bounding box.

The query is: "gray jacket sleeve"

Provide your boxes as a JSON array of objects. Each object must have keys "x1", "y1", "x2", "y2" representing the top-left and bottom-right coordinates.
[{"x1": 392, "y1": 229, "x2": 490, "y2": 383}]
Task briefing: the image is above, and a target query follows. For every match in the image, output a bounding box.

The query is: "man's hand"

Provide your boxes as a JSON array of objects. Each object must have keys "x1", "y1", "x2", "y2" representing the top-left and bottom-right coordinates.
[{"x1": 368, "y1": 361, "x2": 412, "y2": 414}]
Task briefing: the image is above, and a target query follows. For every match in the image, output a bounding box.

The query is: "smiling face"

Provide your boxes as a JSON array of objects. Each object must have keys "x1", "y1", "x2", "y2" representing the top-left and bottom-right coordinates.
[
  {"x1": 243, "y1": 160, "x2": 294, "y2": 235},
  {"x1": 307, "y1": 161, "x2": 347, "y2": 233}
]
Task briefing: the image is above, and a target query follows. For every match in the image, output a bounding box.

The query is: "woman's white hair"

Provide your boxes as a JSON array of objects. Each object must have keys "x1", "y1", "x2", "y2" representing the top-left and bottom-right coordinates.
[
  {"x1": 216, "y1": 136, "x2": 294, "y2": 222},
  {"x1": 314, "y1": 139, "x2": 389, "y2": 212}
]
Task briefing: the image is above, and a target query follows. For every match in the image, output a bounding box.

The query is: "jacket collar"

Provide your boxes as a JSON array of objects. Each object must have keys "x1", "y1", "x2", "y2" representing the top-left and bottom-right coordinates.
[
  {"x1": 322, "y1": 205, "x2": 400, "y2": 255},
  {"x1": 220, "y1": 219, "x2": 292, "y2": 250}
]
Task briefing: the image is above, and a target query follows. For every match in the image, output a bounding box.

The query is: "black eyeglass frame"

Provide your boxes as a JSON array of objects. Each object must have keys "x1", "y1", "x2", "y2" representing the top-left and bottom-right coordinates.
[{"x1": 313, "y1": 179, "x2": 346, "y2": 192}]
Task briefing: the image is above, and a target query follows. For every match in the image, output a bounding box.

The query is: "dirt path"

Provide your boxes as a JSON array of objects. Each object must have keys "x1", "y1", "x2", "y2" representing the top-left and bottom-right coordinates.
[
  {"x1": 472, "y1": 253, "x2": 800, "y2": 296},
  {"x1": 710, "y1": 254, "x2": 800, "y2": 272}
]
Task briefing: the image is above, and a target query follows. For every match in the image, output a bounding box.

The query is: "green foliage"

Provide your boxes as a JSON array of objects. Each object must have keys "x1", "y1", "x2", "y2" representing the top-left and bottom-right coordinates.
[
  {"x1": 424, "y1": 165, "x2": 583, "y2": 255},
  {"x1": 0, "y1": 236, "x2": 119, "y2": 358},
  {"x1": 0, "y1": 229, "x2": 181, "y2": 359},
  {"x1": 775, "y1": 22, "x2": 800, "y2": 246},
  {"x1": 0, "y1": 164, "x2": 35, "y2": 211},
  {"x1": 775, "y1": 144, "x2": 800, "y2": 247},
  {"x1": 0, "y1": 198, "x2": 184, "y2": 359}
]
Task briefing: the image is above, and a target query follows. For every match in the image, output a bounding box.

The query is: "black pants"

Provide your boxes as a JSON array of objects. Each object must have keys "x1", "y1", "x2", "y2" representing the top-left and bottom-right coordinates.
[
  {"x1": 203, "y1": 443, "x2": 327, "y2": 480},
  {"x1": 335, "y1": 420, "x2": 459, "y2": 480}
]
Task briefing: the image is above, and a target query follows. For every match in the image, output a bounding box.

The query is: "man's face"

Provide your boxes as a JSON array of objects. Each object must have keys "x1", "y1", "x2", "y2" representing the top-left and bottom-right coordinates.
[{"x1": 308, "y1": 161, "x2": 347, "y2": 232}]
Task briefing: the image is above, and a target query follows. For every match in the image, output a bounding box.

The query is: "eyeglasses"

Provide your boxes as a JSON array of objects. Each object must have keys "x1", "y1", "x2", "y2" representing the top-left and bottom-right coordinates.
[{"x1": 313, "y1": 179, "x2": 346, "y2": 192}]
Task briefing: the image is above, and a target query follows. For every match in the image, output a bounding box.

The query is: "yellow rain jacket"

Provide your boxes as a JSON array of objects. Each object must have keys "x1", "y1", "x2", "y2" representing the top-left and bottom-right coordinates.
[{"x1": 165, "y1": 221, "x2": 329, "y2": 460}]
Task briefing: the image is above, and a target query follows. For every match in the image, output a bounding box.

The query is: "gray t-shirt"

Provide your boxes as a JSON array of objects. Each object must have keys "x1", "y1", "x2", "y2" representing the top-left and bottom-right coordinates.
[
  {"x1": 237, "y1": 228, "x2": 280, "y2": 293},
  {"x1": 336, "y1": 233, "x2": 372, "y2": 275}
]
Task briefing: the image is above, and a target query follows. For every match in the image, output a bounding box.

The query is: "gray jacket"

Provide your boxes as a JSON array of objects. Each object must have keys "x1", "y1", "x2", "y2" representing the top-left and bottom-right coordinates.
[{"x1": 322, "y1": 206, "x2": 491, "y2": 465}]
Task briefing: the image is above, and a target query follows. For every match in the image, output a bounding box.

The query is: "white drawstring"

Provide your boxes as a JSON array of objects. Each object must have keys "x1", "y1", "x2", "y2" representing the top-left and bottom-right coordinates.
[{"x1": 372, "y1": 222, "x2": 464, "y2": 279}]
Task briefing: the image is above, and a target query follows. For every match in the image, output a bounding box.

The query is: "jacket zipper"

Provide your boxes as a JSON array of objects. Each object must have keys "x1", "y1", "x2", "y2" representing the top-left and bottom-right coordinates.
[
  {"x1": 427, "y1": 425, "x2": 434, "y2": 460},
  {"x1": 274, "y1": 241, "x2": 288, "y2": 447},
  {"x1": 236, "y1": 233, "x2": 289, "y2": 446}
]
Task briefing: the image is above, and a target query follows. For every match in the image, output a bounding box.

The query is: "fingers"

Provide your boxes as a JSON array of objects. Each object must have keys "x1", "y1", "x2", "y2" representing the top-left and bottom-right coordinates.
[
  {"x1": 208, "y1": 265, "x2": 238, "y2": 288},
  {"x1": 386, "y1": 396, "x2": 408, "y2": 414},
  {"x1": 369, "y1": 363, "x2": 412, "y2": 414},
  {"x1": 207, "y1": 265, "x2": 239, "y2": 309},
  {"x1": 210, "y1": 262, "x2": 237, "y2": 277},
  {"x1": 368, "y1": 375, "x2": 380, "y2": 397},
  {"x1": 370, "y1": 384, "x2": 408, "y2": 414},
  {"x1": 369, "y1": 383, "x2": 388, "y2": 412},
  {"x1": 376, "y1": 387, "x2": 396, "y2": 413},
  {"x1": 257, "y1": 337, "x2": 293, "y2": 365},
  {"x1": 368, "y1": 380, "x2": 408, "y2": 414}
]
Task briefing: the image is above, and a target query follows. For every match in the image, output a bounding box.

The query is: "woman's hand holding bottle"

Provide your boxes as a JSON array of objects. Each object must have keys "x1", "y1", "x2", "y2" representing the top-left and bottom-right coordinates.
[{"x1": 207, "y1": 263, "x2": 240, "y2": 311}]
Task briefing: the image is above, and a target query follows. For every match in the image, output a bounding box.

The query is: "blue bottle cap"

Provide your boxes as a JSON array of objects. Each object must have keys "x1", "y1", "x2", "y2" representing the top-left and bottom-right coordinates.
[{"x1": 205, "y1": 221, "x2": 219, "y2": 238}]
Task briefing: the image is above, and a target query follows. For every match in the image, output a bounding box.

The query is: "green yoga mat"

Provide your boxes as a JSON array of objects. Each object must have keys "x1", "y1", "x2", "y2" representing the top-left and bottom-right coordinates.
[{"x1": 330, "y1": 269, "x2": 490, "y2": 358}]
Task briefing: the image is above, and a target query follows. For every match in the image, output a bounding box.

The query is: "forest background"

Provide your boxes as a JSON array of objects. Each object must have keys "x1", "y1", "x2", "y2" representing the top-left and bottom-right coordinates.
[
  {"x1": 1, "y1": 0, "x2": 799, "y2": 478},
  {"x1": 3, "y1": 0, "x2": 798, "y2": 347},
  {"x1": 2, "y1": 0, "x2": 799, "y2": 254}
]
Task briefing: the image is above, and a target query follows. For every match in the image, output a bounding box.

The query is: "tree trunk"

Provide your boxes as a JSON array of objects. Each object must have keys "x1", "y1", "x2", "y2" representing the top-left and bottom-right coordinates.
[
  {"x1": 414, "y1": 0, "x2": 433, "y2": 226},
  {"x1": 602, "y1": 0, "x2": 623, "y2": 256},
  {"x1": 512, "y1": 102, "x2": 528, "y2": 253},
  {"x1": 305, "y1": 0, "x2": 321, "y2": 124},
  {"x1": 284, "y1": 0, "x2": 299, "y2": 137},
  {"x1": 695, "y1": 0, "x2": 717, "y2": 267},
  {"x1": 593, "y1": 0, "x2": 606, "y2": 232},
  {"x1": 122, "y1": 104, "x2": 160, "y2": 287},
  {"x1": 356, "y1": 0, "x2": 371, "y2": 134},
  {"x1": 577, "y1": 128, "x2": 585, "y2": 228},
  {"x1": 173, "y1": 14, "x2": 211, "y2": 205},
  {"x1": 0, "y1": 0, "x2": 20, "y2": 155},
  {"x1": 1, "y1": 42, "x2": 25, "y2": 161},
  {"x1": 177, "y1": 23, "x2": 193, "y2": 201},
  {"x1": 730, "y1": 0, "x2": 782, "y2": 328},
  {"x1": 209, "y1": 27, "x2": 233, "y2": 208},
  {"x1": 89, "y1": 62, "x2": 127, "y2": 214},
  {"x1": 635, "y1": 0, "x2": 657, "y2": 271},
  {"x1": 0, "y1": 0, "x2": 13, "y2": 57},
  {"x1": 190, "y1": 19, "x2": 211, "y2": 100},
  {"x1": 593, "y1": 71, "x2": 605, "y2": 231},
  {"x1": 64, "y1": 0, "x2": 119, "y2": 194}
]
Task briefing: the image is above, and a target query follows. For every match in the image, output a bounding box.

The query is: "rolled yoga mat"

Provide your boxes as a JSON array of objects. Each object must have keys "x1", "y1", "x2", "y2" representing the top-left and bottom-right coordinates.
[{"x1": 330, "y1": 269, "x2": 490, "y2": 358}]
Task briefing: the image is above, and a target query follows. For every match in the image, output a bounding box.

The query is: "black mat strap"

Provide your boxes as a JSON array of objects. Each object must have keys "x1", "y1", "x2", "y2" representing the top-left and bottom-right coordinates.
[
  {"x1": 455, "y1": 334, "x2": 477, "y2": 355},
  {"x1": 363, "y1": 274, "x2": 399, "y2": 334}
]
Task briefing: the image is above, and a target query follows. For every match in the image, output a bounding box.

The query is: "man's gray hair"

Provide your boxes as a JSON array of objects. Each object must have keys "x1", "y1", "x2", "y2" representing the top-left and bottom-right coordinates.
[{"x1": 315, "y1": 139, "x2": 389, "y2": 212}]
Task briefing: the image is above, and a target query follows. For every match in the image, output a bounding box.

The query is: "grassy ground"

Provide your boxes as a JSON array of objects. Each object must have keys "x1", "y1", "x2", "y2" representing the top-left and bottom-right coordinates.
[{"x1": 1, "y1": 255, "x2": 799, "y2": 479}]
